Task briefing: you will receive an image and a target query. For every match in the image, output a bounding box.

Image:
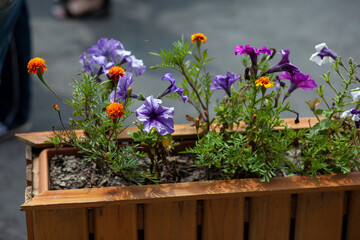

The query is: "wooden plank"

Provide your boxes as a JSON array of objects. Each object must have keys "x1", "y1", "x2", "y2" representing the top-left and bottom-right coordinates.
[
  {"x1": 294, "y1": 191, "x2": 345, "y2": 240},
  {"x1": 94, "y1": 205, "x2": 137, "y2": 240},
  {"x1": 15, "y1": 117, "x2": 320, "y2": 148},
  {"x1": 345, "y1": 190, "x2": 360, "y2": 240},
  {"x1": 203, "y1": 197, "x2": 244, "y2": 240},
  {"x1": 248, "y1": 194, "x2": 292, "y2": 240},
  {"x1": 32, "y1": 208, "x2": 88, "y2": 240},
  {"x1": 25, "y1": 211, "x2": 34, "y2": 240},
  {"x1": 21, "y1": 172, "x2": 360, "y2": 211},
  {"x1": 144, "y1": 201, "x2": 197, "y2": 240}
]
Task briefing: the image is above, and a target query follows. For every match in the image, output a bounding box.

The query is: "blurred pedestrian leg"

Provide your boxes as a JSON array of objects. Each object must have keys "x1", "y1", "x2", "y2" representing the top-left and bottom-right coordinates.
[{"x1": 0, "y1": 0, "x2": 32, "y2": 141}]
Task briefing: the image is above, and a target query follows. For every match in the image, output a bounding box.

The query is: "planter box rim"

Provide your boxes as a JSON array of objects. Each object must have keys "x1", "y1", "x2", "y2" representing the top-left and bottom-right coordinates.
[{"x1": 21, "y1": 171, "x2": 360, "y2": 211}]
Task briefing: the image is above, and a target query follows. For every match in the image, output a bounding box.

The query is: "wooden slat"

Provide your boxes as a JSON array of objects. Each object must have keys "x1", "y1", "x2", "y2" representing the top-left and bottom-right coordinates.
[
  {"x1": 294, "y1": 191, "x2": 345, "y2": 240},
  {"x1": 94, "y1": 205, "x2": 137, "y2": 240},
  {"x1": 144, "y1": 201, "x2": 197, "y2": 240},
  {"x1": 15, "y1": 117, "x2": 320, "y2": 148},
  {"x1": 21, "y1": 172, "x2": 360, "y2": 211},
  {"x1": 248, "y1": 194, "x2": 292, "y2": 240},
  {"x1": 345, "y1": 190, "x2": 360, "y2": 239},
  {"x1": 25, "y1": 211, "x2": 34, "y2": 240},
  {"x1": 32, "y1": 208, "x2": 88, "y2": 240},
  {"x1": 203, "y1": 197, "x2": 245, "y2": 240}
]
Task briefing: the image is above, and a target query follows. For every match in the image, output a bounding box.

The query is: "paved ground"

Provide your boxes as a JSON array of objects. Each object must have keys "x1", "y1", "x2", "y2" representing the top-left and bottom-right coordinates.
[{"x1": 1, "y1": 0, "x2": 360, "y2": 238}]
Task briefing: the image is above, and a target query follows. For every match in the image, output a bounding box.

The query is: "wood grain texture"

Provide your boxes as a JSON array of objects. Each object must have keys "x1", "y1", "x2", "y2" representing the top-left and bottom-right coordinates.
[
  {"x1": 345, "y1": 190, "x2": 360, "y2": 240},
  {"x1": 21, "y1": 172, "x2": 360, "y2": 211},
  {"x1": 94, "y1": 205, "x2": 137, "y2": 240},
  {"x1": 144, "y1": 201, "x2": 197, "y2": 240},
  {"x1": 15, "y1": 117, "x2": 320, "y2": 148},
  {"x1": 294, "y1": 191, "x2": 345, "y2": 240},
  {"x1": 202, "y1": 197, "x2": 245, "y2": 240},
  {"x1": 31, "y1": 208, "x2": 88, "y2": 240},
  {"x1": 248, "y1": 194, "x2": 292, "y2": 240},
  {"x1": 25, "y1": 211, "x2": 34, "y2": 240}
]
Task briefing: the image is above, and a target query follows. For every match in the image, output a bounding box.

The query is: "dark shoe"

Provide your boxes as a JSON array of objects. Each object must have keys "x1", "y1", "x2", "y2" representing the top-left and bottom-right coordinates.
[{"x1": 0, "y1": 122, "x2": 32, "y2": 142}]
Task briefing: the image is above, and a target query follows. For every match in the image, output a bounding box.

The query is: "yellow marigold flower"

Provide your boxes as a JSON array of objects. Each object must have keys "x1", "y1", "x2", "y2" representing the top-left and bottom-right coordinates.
[
  {"x1": 27, "y1": 57, "x2": 47, "y2": 74},
  {"x1": 108, "y1": 66, "x2": 125, "y2": 81},
  {"x1": 106, "y1": 102, "x2": 124, "y2": 119},
  {"x1": 255, "y1": 77, "x2": 274, "y2": 88},
  {"x1": 191, "y1": 33, "x2": 207, "y2": 44}
]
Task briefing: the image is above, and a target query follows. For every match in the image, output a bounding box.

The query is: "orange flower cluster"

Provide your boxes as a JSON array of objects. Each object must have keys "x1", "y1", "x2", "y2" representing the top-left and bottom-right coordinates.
[
  {"x1": 27, "y1": 57, "x2": 47, "y2": 74},
  {"x1": 108, "y1": 66, "x2": 125, "y2": 81},
  {"x1": 255, "y1": 77, "x2": 274, "y2": 89},
  {"x1": 106, "y1": 102, "x2": 124, "y2": 119},
  {"x1": 191, "y1": 33, "x2": 207, "y2": 44}
]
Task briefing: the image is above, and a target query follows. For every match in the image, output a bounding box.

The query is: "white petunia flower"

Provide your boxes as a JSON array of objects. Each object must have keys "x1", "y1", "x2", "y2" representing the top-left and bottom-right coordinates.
[
  {"x1": 309, "y1": 43, "x2": 338, "y2": 66},
  {"x1": 350, "y1": 87, "x2": 360, "y2": 102}
]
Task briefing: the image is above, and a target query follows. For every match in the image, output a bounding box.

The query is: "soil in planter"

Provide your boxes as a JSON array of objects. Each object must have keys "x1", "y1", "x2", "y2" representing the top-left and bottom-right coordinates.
[{"x1": 49, "y1": 153, "x2": 222, "y2": 190}]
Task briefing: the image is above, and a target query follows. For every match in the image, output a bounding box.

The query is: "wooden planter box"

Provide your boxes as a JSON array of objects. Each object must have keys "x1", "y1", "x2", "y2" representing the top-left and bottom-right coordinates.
[{"x1": 17, "y1": 117, "x2": 360, "y2": 240}]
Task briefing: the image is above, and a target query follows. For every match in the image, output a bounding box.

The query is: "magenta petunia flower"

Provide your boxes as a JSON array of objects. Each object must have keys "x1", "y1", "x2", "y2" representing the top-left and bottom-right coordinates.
[
  {"x1": 266, "y1": 49, "x2": 300, "y2": 76},
  {"x1": 235, "y1": 45, "x2": 272, "y2": 66},
  {"x1": 279, "y1": 71, "x2": 317, "y2": 94},
  {"x1": 160, "y1": 73, "x2": 188, "y2": 103},
  {"x1": 135, "y1": 95, "x2": 175, "y2": 135},
  {"x1": 210, "y1": 71, "x2": 241, "y2": 97}
]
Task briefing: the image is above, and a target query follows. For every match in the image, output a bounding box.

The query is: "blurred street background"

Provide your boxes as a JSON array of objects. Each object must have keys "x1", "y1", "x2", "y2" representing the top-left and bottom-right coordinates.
[{"x1": 1, "y1": 0, "x2": 360, "y2": 238}]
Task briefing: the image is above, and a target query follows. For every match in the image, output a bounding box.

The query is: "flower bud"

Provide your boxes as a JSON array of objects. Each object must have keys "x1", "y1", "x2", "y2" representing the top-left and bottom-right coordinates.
[
  {"x1": 105, "y1": 152, "x2": 111, "y2": 160},
  {"x1": 161, "y1": 134, "x2": 172, "y2": 147},
  {"x1": 252, "y1": 114, "x2": 257, "y2": 124},
  {"x1": 53, "y1": 104, "x2": 60, "y2": 112},
  {"x1": 127, "y1": 87, "x2": 132, "y2": 98},
  {"x1": 195, "y1": 117, "x2": 200, "y2": 129},
  {"x1": 316, "y1": 85, "x2": 324, "y2": 97}
]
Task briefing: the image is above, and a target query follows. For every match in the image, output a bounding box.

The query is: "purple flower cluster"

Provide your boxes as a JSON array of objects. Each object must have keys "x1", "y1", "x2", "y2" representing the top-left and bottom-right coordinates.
[
  {"x1": 210, "y1": 71, "x2": 241, "y2": 97},
  {"x1": 267, "y1": 49, "x2": 317, "y2": 94},
  {"x1": 135, "y1": 95, "x2": 175, "y2": 135},
  {"x1": 79, "y1": 38, "x2": 146, "y2": 81},
  {"x1": 235, "y1": 45, "x2": 272, "y2": 66}
]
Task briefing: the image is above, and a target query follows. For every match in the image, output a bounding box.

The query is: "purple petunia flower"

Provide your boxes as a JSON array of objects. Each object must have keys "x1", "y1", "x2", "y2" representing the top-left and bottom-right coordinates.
[
  {"x1": 210, "y1": 71, "x2": 241, "y2": 97},
  {"x1": 110, "y1": 73, "x2": 135, "y2": 103},
  {"x1": 160, "y1": 73, "x2": 188, "y2": 103},
  {"x1": 235, "y1": 45, "x2": 272, "y2": 66},
  {"x1": 266, "y1": 49, "x2": 300, "y2": 76},
  {"x1": 275, "y1": 76, "x2": 286, "y2": 91},
  {"x1": 135, "y1": 95, "x2": 175, "y2": 135},
  {"x1": 279, "y1": 71, "x2": 317, "y2": 94},
  {"x1": 80, "y1": 38, "x2": 146, "y2": 80},
  {"x1": 127, "y1": 55, "x2": 147, "y2": 76},
  {"x1": 310, "y1": 43, "x2": 338, "y2": 66},
  {"x1": 79, "y1": 53, "x2": 98, "y2": 76},
  {"x1": 88, "y1": 38, "x2": 124, "y2": 64}
]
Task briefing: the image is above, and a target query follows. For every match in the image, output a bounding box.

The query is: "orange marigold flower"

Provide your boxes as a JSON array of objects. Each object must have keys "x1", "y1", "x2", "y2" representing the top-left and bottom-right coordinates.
[
  {"x1": 106, "y1": 102, "x2": 124, "y2": 119},
  {"x1": 108, "y1": 66, "x2": 125, "y2": 81},
  {"x1": 53, "y1": 104, "x2": 60, "y2": 112},
  {"x1": 255, "y1": 77, "x2": 274, "y2": 89},
  {"x1": 27, "y1": 57, "x2": 47, "y2": 74},
  {"x1": 191, "y1": 33, "x2": 207, "y2": 44}
]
